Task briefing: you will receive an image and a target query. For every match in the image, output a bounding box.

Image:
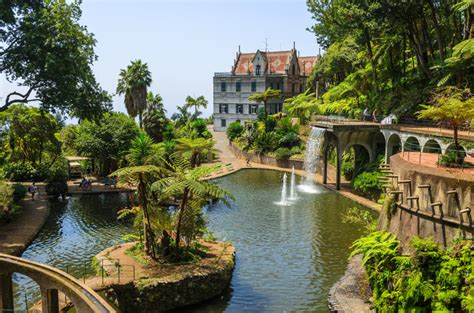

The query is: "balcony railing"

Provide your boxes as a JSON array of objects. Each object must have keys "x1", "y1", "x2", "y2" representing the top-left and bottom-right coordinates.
[{"x1": 214, "y1": 72, "x2": 233, "y2": 77}]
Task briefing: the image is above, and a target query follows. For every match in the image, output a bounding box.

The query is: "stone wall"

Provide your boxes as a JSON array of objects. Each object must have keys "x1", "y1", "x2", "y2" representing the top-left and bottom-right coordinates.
[
  {"x1": 384, "y1": 154, "x2": 474, "y2": 249},
  {"x1": 99, "y1": 243, "x2": 235, "y2": 312},
  {"x1": 229, "y1": 142, "x2": 304, "y2": 170}
]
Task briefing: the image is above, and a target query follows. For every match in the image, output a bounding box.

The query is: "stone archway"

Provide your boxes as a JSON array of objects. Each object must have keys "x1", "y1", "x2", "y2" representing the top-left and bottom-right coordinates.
[
  {"x1": 342, "y1": 144, "x2": 371, "y2": 181},
  {"x1": 405, "y1": 136, "x2": 421, "y2": 152},
  {"x1": 445, "y1": 144, "x2": 467, "y2": 157},
  {"x1": 422, "y1": 139, "x2": 442, "y2": 154},
  {"x1": 386, "y1": 133, "x2": 402, "y2": 163}
]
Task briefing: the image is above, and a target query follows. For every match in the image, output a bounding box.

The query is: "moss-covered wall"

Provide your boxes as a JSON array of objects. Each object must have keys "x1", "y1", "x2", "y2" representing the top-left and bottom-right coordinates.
[{"x1": 102, "y1": 254, "x2": 234, "y2": 312}]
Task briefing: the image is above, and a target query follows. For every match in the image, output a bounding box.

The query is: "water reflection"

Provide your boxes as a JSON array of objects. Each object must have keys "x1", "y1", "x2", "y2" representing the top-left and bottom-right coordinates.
[
  {"x1": 183, "y1": 169, "x2": 373, "y2": 312},
  {"x1": 14, "y1": 193, "x2": 133, "y2": 311}
]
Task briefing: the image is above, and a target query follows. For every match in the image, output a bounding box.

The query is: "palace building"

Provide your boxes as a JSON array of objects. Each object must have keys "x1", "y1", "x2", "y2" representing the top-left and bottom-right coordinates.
[{"x1": 213, "y1": 45, "x2": 319, "y2": 131}]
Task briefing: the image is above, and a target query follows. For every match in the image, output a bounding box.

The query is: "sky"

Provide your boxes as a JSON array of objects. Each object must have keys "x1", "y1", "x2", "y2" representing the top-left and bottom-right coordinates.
[{"x1": 1, "y1": 0, "x2": 321, "y2": 119}]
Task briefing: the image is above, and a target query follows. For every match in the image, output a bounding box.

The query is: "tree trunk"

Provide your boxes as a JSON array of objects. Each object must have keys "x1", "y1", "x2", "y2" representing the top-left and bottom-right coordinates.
[
  {"x1": 426, "y1": 0, "x2": 445, "y2": 60},
  {"x1": 175, "y1": 188, "x2": 189, "y2": 259},
  {"x1": 263, "y1": 100, "x2": 268, "y2": 116},
  {"x1": 453, "y1": 124, "x2": 462, "y2": 164},
  {"x1": 138, "y1": 110, "x2": 143, "y2": 129},
  {"x1": 364, "y1": 28, "x2": 378, "y2": 90},
  {"x1": 139, "y1": 175, "x2": 154, "y2": 258}
]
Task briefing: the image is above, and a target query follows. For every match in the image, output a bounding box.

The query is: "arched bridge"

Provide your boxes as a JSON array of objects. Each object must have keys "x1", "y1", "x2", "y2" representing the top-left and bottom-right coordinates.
[
  {"x1": 312, "y1": 118, "x2": 474, "y2": 190},
  {"x1": 0, "y1": 253, "x2": 116, "y2": 313}
]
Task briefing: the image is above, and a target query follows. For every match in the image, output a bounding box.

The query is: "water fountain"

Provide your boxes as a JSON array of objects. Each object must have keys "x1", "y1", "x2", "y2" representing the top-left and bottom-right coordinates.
[
  {"x1": 275, "y1": 173, "x2": 290, "y2": 206},
  {"x1": 298, "y1": 127, "x2": 326, "y2": 194},
  {"x1": 288, "y1": 166, "x2": 298, "y2": 201}
]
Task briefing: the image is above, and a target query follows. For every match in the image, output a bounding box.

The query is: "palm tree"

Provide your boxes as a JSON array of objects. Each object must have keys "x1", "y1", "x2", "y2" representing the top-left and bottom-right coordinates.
[
  {"x1": 152, "y1": 157, "x2": 231, "y2": 258},
  {"x1": 170, "y1": 105, "x2": 191, "y2": 127},
  {"x1": 175, "y1": 137, "x2": 218, "y2": 167},
  {"x1": 416, "y1": 87, "x2": 474, "y2": 162},
  {"x1": 284, "y1": 89, "x2": 319, "y2": 124},
  {"x1": 117, "y1": 59, "x2": 152, "y2": 128},
  {"x1": 248, "y1": 88, "x2": 281, "y2": 116},
  {"x1": 147, "y1": 91, "x2": 166, "y2": 114},
  {"x1": 144, "y1": 92, "x2": 169, "y2": 142},
  {"x1": 185, "y1": 95, "x2": 208, "y2": 115},
  {"x1": 111, "y1": 132, "x2": 164, "y2": 258}
]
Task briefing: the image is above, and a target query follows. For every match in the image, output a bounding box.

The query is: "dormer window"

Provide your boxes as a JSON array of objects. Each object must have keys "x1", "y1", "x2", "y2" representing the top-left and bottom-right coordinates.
[{"x1": 256, "y1": 65, "x2": 261, "y2": 76}]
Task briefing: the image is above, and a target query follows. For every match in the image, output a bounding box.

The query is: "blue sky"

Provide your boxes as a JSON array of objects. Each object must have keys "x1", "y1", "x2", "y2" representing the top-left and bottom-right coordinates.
[{"x1": 1, "y1": 0, "x2": 321, "y2": 119}]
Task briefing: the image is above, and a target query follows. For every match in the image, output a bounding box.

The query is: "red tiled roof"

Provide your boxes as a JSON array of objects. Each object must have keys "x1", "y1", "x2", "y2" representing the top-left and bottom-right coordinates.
[
  {"x1": 234, "y1": 53, "x2": 255, "y2": 75},
  {"x1": 298, "y1": 56, "x2": 319, "y2": 75},
  {"x1": 233, "y1": 50, "x2": 318, "y2": 75},
  {"x1": 265, "y1": 51, "x2": 293, "y2": 74}
]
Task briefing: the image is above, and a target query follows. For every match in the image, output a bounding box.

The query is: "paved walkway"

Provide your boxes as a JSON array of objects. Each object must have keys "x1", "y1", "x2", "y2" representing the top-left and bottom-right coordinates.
[
  {"x1": 210, "y1": 127, "x2": 381, "y2": 212},
  {"x1": 0, "y1": 197, "x2": 49, "y2": 256},
  {"x1": 399, "y1": 152, "x2": 474, "y2": 175}
]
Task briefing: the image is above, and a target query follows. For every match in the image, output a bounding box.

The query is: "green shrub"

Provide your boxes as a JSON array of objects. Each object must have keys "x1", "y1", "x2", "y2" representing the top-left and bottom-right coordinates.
[
  {"x1": 274, "y1": 147, "x2": 293, "y2": 161},
  {"x1": 353, "y1": 171, "x2": 382, "y2": 199},
  {"x1": 46, "y1": 168, "x2": 68, "y2": 196},
  {"x1": 0, "y1": 181, "x2": 21, "y2": 223},
  {"x1": 264, "y1": 116, "x2": 277, "y2": 132},
  {"x1": 290, "y1": 146, "x2": 302, "y2": 154},
  {"x1": 2, "y1": 161, "x2": 48, "y2": 181},
  {"x1": 253, "y1": 132, "x2": 276, "y2": 155},
  {"x1": 226, "y1": 122, "x2": 244, "y2": 141},
  {"x1": 12, "y1": 183, "x2": 27, "y2": 202},
  {"x1": 278, "y1": 132, "x2": 300, "y2": 148},
  {"x1": 352, "y1": 233, "x2": 474, "y2": 312}
]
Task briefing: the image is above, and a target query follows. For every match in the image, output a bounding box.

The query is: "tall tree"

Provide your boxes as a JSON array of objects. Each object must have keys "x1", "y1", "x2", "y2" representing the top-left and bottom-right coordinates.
[
  {"x1": 0, "y1": 0, "x2": 111, "y2": 119},
  {"x1": 74, "y1": 113, "x2": 140, "y2": 175},
  {"x1": 248, "y1": 88, "x2": 281, "y2": 116},
  {"x1": 0, "y1": 104, "x2": 61, "y2": 168},
  {"x1": 152, "y1": 157, "x2": 231, "y2": 258},
  {"x1": 144, "y1": 92, "x2": 169, "y2": 142},
  {"x1": 117, "y1": 59, "x2": 152, "y2": 128},
  {"x1": 112, "y1": 133, "x2": 164, "y2": 258}
]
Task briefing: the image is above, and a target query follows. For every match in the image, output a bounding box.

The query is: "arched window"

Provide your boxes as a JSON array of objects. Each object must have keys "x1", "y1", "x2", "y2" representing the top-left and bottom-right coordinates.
[
  {"x1": 256, "y1": 65, "x2": 261, "y2": 76},
  {"x1": 292, "y1": 64, "x2": 295, "y2": 75}
]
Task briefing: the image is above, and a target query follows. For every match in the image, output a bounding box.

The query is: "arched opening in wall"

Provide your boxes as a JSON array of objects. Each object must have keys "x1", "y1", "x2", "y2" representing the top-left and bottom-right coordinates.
[
  {"x1": 374, "y1": 132, "x2": 386, "y2": 161},
  {"x1": 341, "y1": 144, "x2": 371, "y2": 182},
  {"x1": 445, "y1": 144, "x2": 467, "y2": 158},
  {"x1": 422, "y1": 139, "x2": 442, "y2": 154},
  {"x1": 13, "y1": 273, "x2": 42, "y2": 311},
  {"x1": 405, "y1": 136, "x2": 421, "y2": 152},
  {"x1": 387, "y1": 134, "x2": 402, "y2": 160}
]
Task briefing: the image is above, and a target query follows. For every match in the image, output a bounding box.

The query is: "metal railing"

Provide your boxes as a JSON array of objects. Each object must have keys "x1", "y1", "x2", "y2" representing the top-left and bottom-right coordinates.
[{"x1": 311, "y1": 113, "x2": 473, "y2": 137}]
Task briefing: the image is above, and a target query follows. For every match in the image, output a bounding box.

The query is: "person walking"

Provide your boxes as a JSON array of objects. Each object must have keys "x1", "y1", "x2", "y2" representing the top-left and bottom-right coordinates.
[
  {"x1": 28, "y1": 182, "x2": 38, "y2": 200},
  {"x1": 372, "y1": 109, "x2": 378, "y2": 123}
]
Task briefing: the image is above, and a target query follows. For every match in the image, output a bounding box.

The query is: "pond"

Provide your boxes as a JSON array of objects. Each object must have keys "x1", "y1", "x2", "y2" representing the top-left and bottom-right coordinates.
[
  {"x1": 13, "y1": 193, "x2": 133, "y2": 311},
  {"x1": 185, "y1": 169, "x2": 372, "y2": 312},
  {"x1": 13, "y1": 169, "x2": 373, "y2": 312}
]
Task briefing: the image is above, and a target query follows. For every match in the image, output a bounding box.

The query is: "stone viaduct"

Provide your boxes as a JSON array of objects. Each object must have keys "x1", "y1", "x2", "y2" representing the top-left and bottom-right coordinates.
[
  {"x1": 311, "y1": 120, "x2": 474, "y2": 190},
  {"x1": 0, "y1": 253, "x2": 116, "y2": 313}
]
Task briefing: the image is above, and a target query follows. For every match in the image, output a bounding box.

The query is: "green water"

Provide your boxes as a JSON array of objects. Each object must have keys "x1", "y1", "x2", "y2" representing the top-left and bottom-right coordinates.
[
  {"x1": 13, "y1": 169, "x2": 373, "y2": 312},
  {"x1": 185, "y1": 169, "x2": 373, "y2": 312}
]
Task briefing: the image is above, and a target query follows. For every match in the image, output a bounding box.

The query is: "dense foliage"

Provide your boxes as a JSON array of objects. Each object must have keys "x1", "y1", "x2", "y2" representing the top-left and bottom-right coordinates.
[
  {"x1": 0, "y1": 104, "x2": 62, "y2": 180},
  {"x1": 232, "y1": 116, "x2": 304, "y2": 161},
  {"x1": 352, "y1": 232, "x2": 474, "y2": 311},
  {"x1": 0, "y1": 181, "x2": 24, "y2": 223},
  {"x1": 0, "y1": 0, "x2": 111, "y2": 119},
  {"x1": 306, "y1": 0, "x2": 474, "y2": 117},
  {"x1": 73, "y1": 113, "x2": 140, "y2": 175}
]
